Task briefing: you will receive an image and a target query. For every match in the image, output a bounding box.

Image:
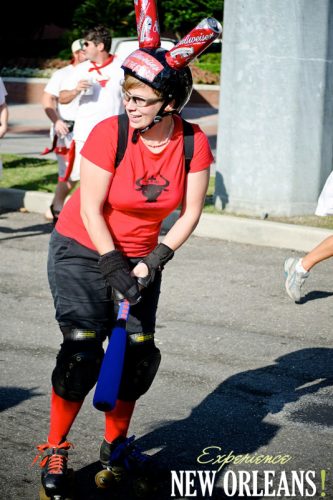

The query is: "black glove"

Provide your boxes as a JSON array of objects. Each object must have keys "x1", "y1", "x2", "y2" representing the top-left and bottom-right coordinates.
[
  {"x1": 138, "y1": 243, "x2": 174, "y2": 288},
  {"x1": 98, "y1": 250, "x2": 141, "y2": 305}
]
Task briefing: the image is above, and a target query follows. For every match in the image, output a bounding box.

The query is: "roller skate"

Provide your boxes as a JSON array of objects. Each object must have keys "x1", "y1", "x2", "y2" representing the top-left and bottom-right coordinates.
[
  {"x1": 34, "y1": 441, "x2": 75, "y2": 500},
  {"x1": 95, "y1": 435, "x2": 163, "y2": 497}
]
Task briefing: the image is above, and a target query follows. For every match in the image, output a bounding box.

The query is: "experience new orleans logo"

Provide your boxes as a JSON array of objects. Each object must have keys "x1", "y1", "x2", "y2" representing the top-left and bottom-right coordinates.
[{"x1": 171, "y1": 446, "x2": 329, "y2": 497}]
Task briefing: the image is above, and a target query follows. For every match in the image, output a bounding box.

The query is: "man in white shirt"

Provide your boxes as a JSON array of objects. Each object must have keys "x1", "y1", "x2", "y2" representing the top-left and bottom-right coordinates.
[
  {"x1": 42, "y1": 39, "x2": 87, "y2": 224},
  {"x1": 59, "y1": 25, "x2": 124, "y2": 183},
  {"x1": 0, "y1": 77, "x2": 9, "y2": 178}
]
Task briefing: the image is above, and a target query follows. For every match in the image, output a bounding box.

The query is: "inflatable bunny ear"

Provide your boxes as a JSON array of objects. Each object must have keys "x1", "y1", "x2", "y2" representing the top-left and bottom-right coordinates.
[
  {"x1": 134, "y1": 0, "x2": 161, "y2": 49},
  {"x1": 122, "y1": 0, "x2": 222, "y2": 128},
  {"x1": 165, "y1": 17, "x2": 222, "y2": 69}
]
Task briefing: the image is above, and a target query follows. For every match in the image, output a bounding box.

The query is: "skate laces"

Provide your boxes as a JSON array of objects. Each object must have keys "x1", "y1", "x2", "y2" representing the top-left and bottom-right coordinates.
[
  {"x1": 111, "y1": 435, "x2": 149, "y2": 470},
  {"x1": 32, "y1": 441, "x2": 73, "y2": 470}
]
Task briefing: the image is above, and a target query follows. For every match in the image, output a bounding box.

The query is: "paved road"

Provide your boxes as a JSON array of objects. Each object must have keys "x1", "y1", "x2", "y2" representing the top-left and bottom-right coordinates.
[{"x1": 0, "y1": 211, "x2": 332, "y2": 499}]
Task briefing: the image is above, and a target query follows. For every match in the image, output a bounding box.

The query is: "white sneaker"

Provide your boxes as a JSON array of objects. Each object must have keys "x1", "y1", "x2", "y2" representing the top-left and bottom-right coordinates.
[{"x1": 284, "y1": 257, "x2": 309, "y2": 302}]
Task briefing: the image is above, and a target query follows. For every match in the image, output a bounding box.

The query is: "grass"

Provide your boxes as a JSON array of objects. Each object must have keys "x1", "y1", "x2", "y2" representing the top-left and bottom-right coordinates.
[
  {"x1": 0, "y1": 154, "x2": 58, "y2": 192},
  {"x1": 203, "y1": 204, "x2": 333, "y2": 229},
  {"x1": 263, "y1": 214, "x2": 333, "y2": 229},
  {"x1": 207, "y1": 175, "x2": 215, "y2": 197},
  {"x1": 1, "y1": 153, "x2": 333, "y2": 230},
  {"x1": 204, "y1": 176, "x2": 333, "y2": 229},
  {"x1": 0, "y1": 154, "x2": 216, "y2": 196}
]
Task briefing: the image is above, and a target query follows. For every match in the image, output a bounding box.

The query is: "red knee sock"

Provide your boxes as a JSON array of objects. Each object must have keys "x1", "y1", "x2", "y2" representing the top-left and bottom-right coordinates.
[
  {"x1": 104, "y1": 400, "x2": 135, "y2": 443},
  {"x1": 47, "y1": 388, "x2": 83, "y2": 446}
]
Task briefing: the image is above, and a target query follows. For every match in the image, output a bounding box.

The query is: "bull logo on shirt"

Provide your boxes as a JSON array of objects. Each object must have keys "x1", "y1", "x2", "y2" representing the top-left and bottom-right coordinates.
[{"x1": 136, "y1": 174, "x2": 169, "y2": 202}]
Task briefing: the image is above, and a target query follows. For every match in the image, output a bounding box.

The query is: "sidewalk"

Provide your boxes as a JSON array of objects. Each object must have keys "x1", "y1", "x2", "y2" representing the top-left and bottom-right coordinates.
[
  {"x1": 1, "y1": 103, "x2": 50, "y2": 158},
  {"x1": 1, "y1": 103, "x2": 332, "y2": 253}
]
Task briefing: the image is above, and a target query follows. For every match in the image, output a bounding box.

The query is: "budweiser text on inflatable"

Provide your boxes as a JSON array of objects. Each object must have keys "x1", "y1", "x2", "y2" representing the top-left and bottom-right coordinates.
[{"x1": 165, "y1": 18, "x2": 222, "y2": 69}]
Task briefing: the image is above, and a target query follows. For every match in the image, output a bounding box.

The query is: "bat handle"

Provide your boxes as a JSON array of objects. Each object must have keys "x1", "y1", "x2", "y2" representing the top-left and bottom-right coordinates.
[
  {"x1": 112, "y1": 280, "x2": 143, "y2": 318},
  {"x1": 112, "y1": 289, "x2": 125, "y2": 302},
  {"x1": 112, "y1": 290, "x2": 130, "y2": 320},
  {"x1": 118, "y1": 300, "x2": 130, "y2": 321}
]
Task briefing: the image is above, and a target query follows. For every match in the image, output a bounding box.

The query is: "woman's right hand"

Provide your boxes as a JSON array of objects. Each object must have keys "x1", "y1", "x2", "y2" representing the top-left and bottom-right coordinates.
[{"x1": 98, "y1": 250, "x2": 141, "y2": 305}]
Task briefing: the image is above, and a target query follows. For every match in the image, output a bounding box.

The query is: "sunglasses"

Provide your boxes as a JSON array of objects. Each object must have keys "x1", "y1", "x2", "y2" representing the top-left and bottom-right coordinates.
[
  {"x1": 122, "y1": 90, "x2": 164, "y2": 108},
  {"x1": 83, "y1": 41, "x2": 96, "y2": 47}
]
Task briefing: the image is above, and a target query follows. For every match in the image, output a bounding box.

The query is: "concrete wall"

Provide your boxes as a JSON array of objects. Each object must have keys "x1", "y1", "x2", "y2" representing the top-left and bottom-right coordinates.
[
  {"x1": 3, "y1": 78, "x2": 48, "y2": 104},
  {"x1": 215, "y1": 0, "x2": 333, "y2": 216}
]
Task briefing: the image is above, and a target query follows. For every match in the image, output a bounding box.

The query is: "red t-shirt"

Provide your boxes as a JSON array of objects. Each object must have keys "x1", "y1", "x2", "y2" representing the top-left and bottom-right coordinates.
[{"x1": 56, "y1": 114, "x2": 213, "y2": 257}]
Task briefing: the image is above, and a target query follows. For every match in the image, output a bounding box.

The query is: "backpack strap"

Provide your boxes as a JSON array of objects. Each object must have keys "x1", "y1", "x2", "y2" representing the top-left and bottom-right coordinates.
[
  {"x1": 181, "y1": 118, "x2": 194, "y2": 173},
  {"x1": 115, "y1": 113, "x2": 129, "y2": 168},
  {"x1": 115, "y1": 113, "x2": 194, "y2": 173}
]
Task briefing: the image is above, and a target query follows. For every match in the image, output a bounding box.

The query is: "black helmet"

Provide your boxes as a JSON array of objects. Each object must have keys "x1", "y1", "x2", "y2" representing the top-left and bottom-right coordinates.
[
  {"x1": 122, "y1": 6, "x2": 221, "y2": 139},
  {"x1": 121, "y1": 47, "x2": 193, "y2": 113}
]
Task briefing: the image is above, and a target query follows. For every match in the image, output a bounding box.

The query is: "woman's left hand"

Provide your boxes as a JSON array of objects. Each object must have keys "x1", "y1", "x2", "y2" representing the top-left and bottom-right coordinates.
[{"x1": 131, "y1": 261, "x2": 149, "y2": 279}]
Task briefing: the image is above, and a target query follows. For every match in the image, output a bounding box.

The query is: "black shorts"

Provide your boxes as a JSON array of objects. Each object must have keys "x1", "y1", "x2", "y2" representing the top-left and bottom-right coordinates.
[{"x1": 47, "y1": 230, "x2": 161, "y2": 336}]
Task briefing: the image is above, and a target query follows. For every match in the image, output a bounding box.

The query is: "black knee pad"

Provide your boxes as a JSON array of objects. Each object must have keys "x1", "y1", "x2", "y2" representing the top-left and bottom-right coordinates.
[
  {"x1": 118, "y1": 333, "x2": 161, "y2": 401},
  {"x1": 52, "y1": 327, "x2": 105, "y2": 401}
]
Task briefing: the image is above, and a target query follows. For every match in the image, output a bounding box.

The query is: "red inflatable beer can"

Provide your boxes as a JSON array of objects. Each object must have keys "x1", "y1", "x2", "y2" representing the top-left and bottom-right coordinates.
[
  {"x1": 165, "y1": 17, "x2": 222, "y2": 69},
  {"x1": 134, "y1": 0, "x2": 161, "y2": 49}
]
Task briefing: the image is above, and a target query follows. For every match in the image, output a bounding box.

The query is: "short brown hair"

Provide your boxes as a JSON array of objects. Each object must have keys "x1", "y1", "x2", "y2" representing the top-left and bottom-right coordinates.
[
  {"x1": 122, "y1": 74, "x2": 162, "y2": 98},
  {"x1": 83, "y1": 25, "x2": 112, "y2": 52}
]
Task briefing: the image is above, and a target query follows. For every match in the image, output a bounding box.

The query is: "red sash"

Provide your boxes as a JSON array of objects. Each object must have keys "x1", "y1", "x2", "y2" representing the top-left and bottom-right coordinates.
[{"x1": 58, "y1": 140, "x2": 76, "y2": 182}]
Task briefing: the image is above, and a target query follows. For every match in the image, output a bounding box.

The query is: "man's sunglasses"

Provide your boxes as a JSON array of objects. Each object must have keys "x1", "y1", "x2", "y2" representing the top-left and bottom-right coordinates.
[{"x1": 83, "y1": 41, "x2": 97, "y2": 47}]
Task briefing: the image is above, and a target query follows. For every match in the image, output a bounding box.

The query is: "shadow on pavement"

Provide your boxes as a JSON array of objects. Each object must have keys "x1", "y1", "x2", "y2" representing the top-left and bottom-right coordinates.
[
  {"x1": 2, "y1": 157, "x2": 52, "y2": 169},
  {"x1": 0, "y1": 386, "x2": 43, "y2": 412},
  {"x1": 72, "y1": 348, "x2": 333, "y2": 499},
  {"x1": 299, "y1": 291, "x2": 333, "y2": 304},
  {"x1": 208, "y1": 134, "x2": 217, "y2": 150},
  {"x1": 132, "y1": 347, "x2": 333, "y2": 499},
  {"x1": 0, "y1": 220, "x2": 52, "y2": 239},
  {"x1": 6, "y1": 129, "x2": 49, "y2": 136}
]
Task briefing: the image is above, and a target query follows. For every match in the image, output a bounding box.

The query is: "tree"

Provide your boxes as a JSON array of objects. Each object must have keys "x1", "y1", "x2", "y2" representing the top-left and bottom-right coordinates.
[
  {"x1": 70, "y1": 0, "x2": 223, "y2": 40},
  {"x1": 0, "y1": 0, "x2": 81, "y2": 41},
  {"x1": 0, "y1": 0, "x2": 223, "y2": 63},
  {"x1": 0, "y1": 0, "x2": 82, "y2": 60},
  {"x1": 72, "y1": 0, "x2": 137, "y2": 36},
  {"x1": 161, "y1": 0, "x2": 223, "y2": 38}
]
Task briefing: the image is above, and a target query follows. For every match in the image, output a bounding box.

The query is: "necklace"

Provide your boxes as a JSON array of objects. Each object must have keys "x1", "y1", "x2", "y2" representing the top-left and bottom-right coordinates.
[{"x1": 142, "y1": 120, "x2": 174, "y2": 149}]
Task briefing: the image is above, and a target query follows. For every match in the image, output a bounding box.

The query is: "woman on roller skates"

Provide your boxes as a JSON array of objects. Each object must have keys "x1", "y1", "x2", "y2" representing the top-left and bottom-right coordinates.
[{"x1": 34, "y1": 1, "x2": 221, "y2": 498}]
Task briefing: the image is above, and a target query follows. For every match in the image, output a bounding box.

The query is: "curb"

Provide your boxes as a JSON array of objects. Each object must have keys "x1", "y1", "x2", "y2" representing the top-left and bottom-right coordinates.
[
  {"x1": 163, "y1": 211, "x2": 333, "y2": 252},
  {"x1": 0, "y1": 188, "x2": 53, "y2": 214},
  {"x1": 1, "y1": 188, "x2": 332, "y2": 253}
]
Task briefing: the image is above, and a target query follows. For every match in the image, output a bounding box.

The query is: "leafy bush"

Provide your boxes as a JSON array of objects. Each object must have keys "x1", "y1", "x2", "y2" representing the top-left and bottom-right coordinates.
[
  {"x1": 0, "y1": 58, "x2": 69, "y2": 78},
  {"x1": 189, "y1": 51, "x2": 221, "y2": 84},
  {"x1": 190, "y1": 65, "x2": 220, "y2": 84},
  {"x1": 0, "y1": 67, "x2": 56, "y2": 78}
]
